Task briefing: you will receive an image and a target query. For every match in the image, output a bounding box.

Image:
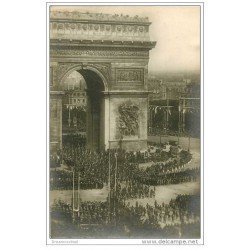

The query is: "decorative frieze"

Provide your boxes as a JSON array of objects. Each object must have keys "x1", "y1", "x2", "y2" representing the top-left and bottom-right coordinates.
[
  {"x1": 51, "y1": 23, "x2": 147, "y2": 32},
  {"x1": 50, "y1": 48, "x2": 149, "y2": 58},
  {"x1": 116, "y1": 68, "x2": 144, "y2": 85},
  {"x1": 50, "y1": 22, "x2": 150, "y2": 41},
  {"x1": 51, "y1": 22, "x2": 148, "y2": 33}
]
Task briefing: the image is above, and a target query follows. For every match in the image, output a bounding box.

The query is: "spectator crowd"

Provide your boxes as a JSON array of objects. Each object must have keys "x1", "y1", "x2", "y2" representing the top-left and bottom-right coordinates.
[
  {"x1": 50, "y1": 142, "x2": 195, "y2": 190},
  {"x1": 50, "y1": 194, "x2": 200, "y2": 238}
]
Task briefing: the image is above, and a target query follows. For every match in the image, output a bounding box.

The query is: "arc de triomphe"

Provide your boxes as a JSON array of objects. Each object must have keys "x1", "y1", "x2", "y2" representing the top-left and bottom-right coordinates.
[{"x1": 50, "y1": 11, "x2": 156, "y2": 152}]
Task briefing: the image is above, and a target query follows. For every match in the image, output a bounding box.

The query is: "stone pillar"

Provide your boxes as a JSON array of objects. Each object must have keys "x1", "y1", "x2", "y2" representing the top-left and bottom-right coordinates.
[{"x1": 50, "y1": 91, "x2": 64, "y2": 153}]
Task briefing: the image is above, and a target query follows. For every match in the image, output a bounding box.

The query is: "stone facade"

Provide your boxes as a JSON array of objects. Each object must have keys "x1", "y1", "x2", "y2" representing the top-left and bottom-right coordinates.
[
  {"x1": 50, "y1": 11, "x2": 151, "y2": 42},
  {"x1": 50, "y1": 91, "x2": 64, "y2": 152},
  {"x1": 50, "y1": 10, "x2": 156, "y2": 152}
]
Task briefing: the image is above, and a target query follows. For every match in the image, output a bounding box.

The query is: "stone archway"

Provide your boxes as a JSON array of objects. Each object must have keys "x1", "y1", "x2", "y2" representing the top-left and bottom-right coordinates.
[
  {"x1": 59, "y1": 64, "x2": 109, "y2": 92},
  {"x1": 75, "y1": 67, "x2": 107, "y2": 151},
  {"x1": 49, "y1": 10, "x2": 156, "y2": 153},
  {"x1": 51, "y1": 65, "x2": 109, "y2": 152}
]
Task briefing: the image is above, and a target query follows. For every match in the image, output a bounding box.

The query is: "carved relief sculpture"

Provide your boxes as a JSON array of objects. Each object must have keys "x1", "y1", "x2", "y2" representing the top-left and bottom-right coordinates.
[
  {"x1": 116, "y1": 69, "x2": 144, "y2": 84},
  {"x1": 118, "y1": 103, "x2": 139, "y2": 136}
]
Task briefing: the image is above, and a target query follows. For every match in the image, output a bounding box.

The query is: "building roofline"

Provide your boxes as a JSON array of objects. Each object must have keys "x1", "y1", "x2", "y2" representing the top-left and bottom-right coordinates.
[{"x1": 50, "y1": 11, "x2": 151, "y2": 25}]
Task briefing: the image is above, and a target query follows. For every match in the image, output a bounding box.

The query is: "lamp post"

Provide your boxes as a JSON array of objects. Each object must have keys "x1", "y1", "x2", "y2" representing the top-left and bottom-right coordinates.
[
  {"x1": 165, "y1": 90, "x2": 169, "y2": 132},
  {"x1": 114, "y1": 152, "x2": 118, "y2": 226},
  {"x1": 158, "y1": 125, "x2": 162, "y2": 145},
  {"x1": 108, "y1": 141, "x2": 111, "y2": 224},
  {"x1": 114, "y1": 152, "x2": 118, "y2": 193},
  {"x1": 178, "y1": 98, "x2": 181, "y2": 145},
  {"x1": 72, "y1": 169, "x2": 75, "y2": 222},
  {"x1": 67, "y1": 91, "x2": 72, "y2": 128},
  {"x1": 119, "y1": 135, "x2": 123, "y2": 151},
  {"x1": 182, "y1": 98, "x2": 186, "y2": 134},
  {"x1": 72, "y1": 168, "x2": 80, "y2": 224},
  {"x1": 68, "y1": 105, "x2": 71, "y2": 127},
  {"x1": 148, "y1": 106, "x2": 152, "y2": 134},
  {"x1": 77, "y1": 172, "x2": 80, "y2": 220},
  {"x1": 188, "y1": 135, "x2": 191, "y2": 152}
]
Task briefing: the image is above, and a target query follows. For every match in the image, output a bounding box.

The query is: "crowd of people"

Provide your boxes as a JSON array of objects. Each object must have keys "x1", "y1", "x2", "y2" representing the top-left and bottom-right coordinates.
[
  {"x1": 79, "y1": 201, "x2": 108, "y2": 225},
  {"x1": 123, "y1": 196, "x2": 200, "y2": 228},
  {"x1": 149, "y1": 129, "x2": 199, "y2": 138},
  {"x1": 62, "y1": 146, "x2": 110, "y2": 184},
  {"x1": 50, "y1": 194, "x2": 200, "y2": 238},
  {"x1": 140, "y1": 150, "x2": 192, "y2": 176},
  {"x1": 50, "y1": 169, "x2": 105, "y2": 190},
  {"x1": 50, "y1": 133, "x2": 200, "y2": 238},
  {"x1": 51, "y1": 194, "x2": 200, "y2": 226},
  {"x1": 134, "y1": 168, "x2": 200, "y2": 186},
  {"x1": 62, "y1": 133, "x2": 86, "y2": 147},
  {"x1": 50, "y1": 141, "x2": 195, "y2": 191},
  {"x1": 50, "y1": 169, "x2": 72, "y2": 190},
  {"x1": 50, "y1": 166, "x2": 199, "y2": 190},
  {"x1": 116, "y1": 180, "x2": 155, "y2": 200}
]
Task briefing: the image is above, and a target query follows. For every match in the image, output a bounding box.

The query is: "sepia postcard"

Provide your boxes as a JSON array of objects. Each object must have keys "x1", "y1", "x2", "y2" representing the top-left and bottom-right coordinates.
[{"x1": 47, "y1": 2, "x2": 204, "y2": 245}]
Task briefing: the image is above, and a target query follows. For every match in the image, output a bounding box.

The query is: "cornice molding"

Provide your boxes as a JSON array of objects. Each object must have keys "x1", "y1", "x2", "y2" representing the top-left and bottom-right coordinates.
[
  {"x1": 50, "y1": 11, "x2": 151, "y2": 25},
  {"x1": 50, "y1": 38, "x2": 156, "y2": 50}
]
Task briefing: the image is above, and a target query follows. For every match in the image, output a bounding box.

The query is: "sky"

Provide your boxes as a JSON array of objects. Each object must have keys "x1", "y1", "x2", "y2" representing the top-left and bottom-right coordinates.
[{"x1": 51, "y1": 5, "x2": 200, "y2": 73}]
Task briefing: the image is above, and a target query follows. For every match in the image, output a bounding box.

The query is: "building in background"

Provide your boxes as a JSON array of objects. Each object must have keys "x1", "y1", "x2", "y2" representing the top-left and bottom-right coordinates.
[
  {"x1": 148, "y1": 72, "x2": 200, "y2": 137},
  {"x1": 148, "y1": 73, "x2": 200, "y2": 101},
  {"x1": 61, "y1": 72, "x2": 87, "y2": 133},
  {"x1": 62, "y1": 72, "x2": 87, "y2": 108}
]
